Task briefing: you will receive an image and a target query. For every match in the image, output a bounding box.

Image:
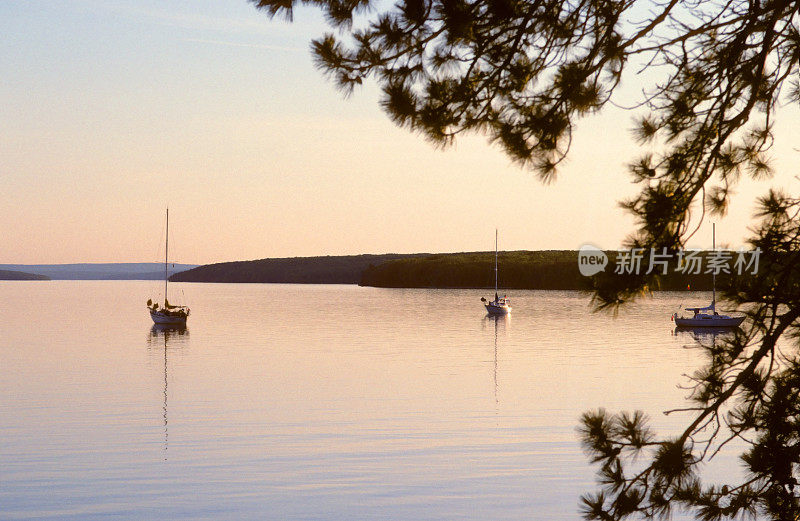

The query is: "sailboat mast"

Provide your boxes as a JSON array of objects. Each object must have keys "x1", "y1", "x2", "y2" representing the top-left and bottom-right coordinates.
[
  {"x1": 495, "y1": 228, "x2": 498, "y2": 293},
  {"x1": 165, "y1": 208, "x2": 169, "y2": 304},
  {"x1": 712, "y1": 222, "x2": 715, "y2": 309}
]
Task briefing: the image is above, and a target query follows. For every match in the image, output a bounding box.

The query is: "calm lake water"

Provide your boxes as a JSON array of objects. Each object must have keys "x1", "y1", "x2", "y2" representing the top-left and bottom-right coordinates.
[{"x1": 1, "y1": 282, "x2": 739, "y2": 520}]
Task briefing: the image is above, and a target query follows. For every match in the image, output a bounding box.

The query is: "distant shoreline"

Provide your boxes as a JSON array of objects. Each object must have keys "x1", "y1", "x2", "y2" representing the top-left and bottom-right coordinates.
[
  {"x1": 170, "y1": 254, "x2": 429, "y2": 285},
  {"x1": 169, "y1": 251, "x2": 726, "y2": 291},
  {"x1": 4, "y1": 252, "x2": 746, "y2": 290},
  {"x1": 0, "y1": 263, "x2": 197, "y2": 280},
  {"x1": 0, "y1": 269, "x2": 50, "y2": 281}
]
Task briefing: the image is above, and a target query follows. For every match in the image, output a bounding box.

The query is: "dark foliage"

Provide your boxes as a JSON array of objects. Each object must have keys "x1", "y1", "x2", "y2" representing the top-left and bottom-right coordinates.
[
  {"x1": 250, "y1": 0, "x2": 800, "y2": 518},
  {"x1": 580, "y1": 198, "x2": 800, "y2": 521}
]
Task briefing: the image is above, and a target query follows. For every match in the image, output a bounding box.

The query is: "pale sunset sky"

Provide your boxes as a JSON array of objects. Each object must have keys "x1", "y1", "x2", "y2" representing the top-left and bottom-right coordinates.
[{"x1": 2, "y1": 1, "x2": 798, "y2": 264}]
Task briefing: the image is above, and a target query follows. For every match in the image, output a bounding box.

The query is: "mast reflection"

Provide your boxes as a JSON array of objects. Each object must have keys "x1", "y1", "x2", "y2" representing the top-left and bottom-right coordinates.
[
  {"x1": 672, "y1": 325, "x2": 739, "y2": 344},
  {"x1": 147, "y1": 324, "x2": 188, "y2": 460},
  {"x1": 483, "y1": 314, "x2": 510, "y2": 408}
]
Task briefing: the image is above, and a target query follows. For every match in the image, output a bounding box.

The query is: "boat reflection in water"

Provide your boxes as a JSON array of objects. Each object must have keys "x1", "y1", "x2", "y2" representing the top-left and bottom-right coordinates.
[
  {"x1": 483, "y1": 313, "x2": 510, "y2": 408},
  {"x1": 673, "y1": 325, "x2": 740, "y2": 339},
  {"x1": 147, "y1": 324, "x2": 189, "y2": 460},
  {"x1": 672, "y1": 324, "x2": 742, "y2": 350}
]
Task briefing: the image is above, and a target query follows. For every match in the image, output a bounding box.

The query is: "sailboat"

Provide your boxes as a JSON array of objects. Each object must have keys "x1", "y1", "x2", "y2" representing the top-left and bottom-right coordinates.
[
  {"x1": 147, "y1": 208, "x2": 189, "y2": 325},
  {"x1": 672, "y1": 223, "x2": 744, "y2": 328},
  {"x1": 481, "y1": 229, "x2": 512, "y2": 315}
]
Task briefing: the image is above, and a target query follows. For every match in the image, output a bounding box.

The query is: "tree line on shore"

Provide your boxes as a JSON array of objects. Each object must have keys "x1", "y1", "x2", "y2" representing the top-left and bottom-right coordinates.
[
  {"x1": 360, "y1": 250, "x2": 739, "y2": 290},
  {"x1": 171, "y1": 250, "x2": 745, "y2": 291}
]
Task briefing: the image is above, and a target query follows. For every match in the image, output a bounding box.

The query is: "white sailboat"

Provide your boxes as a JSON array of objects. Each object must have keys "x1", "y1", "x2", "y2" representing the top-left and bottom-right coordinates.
[
  {"x1": 147, "y1": 208, "x2": 189, "y2": 326},
  {"x1": 481, "y1": 229, "x2": 511, "y2": 315},
  {"x1": 672, "y1": 223, "x2": 744, "y2": 328}
]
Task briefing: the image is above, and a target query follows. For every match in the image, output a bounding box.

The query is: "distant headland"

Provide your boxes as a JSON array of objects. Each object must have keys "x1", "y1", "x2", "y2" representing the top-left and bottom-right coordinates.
[
  {"x1": 2, "y1": 254, "x2": 735, "y2": 290},
  {"x1": 170, "y1": 251, "x2": 722, "y2": 291},
  {"x1": 170, "y1": 254, "x2": 429, "y2": 284},
  {"x1": 0, "y1": 263, "x2": 197, "y2": 280},
  {"x1": 0, "y1": 269, "x2": 50, "y2": 281}
]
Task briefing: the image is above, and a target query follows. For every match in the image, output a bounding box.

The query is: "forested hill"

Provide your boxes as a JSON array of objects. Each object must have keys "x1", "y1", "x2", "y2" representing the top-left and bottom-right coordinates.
[
  {"x1": 169, "y1": 254, "x2": 430, "y2": 284},
  {"x1": 170, "y1": 250, "x2": 731, "y2": 290},
  {"x1": 359, "y1": 250, "x2": 724, "y2": 290},
  {"x1": 0, "y1": 269, "x2": 50, "y2": 281},
  {"x1": 360, "y1": 250, "x2": 587, "y2": 289}
]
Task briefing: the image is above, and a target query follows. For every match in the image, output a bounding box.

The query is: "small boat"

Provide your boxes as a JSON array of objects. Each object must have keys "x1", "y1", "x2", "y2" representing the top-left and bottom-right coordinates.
[
  {"x1": 481, "y1": 229, "x2": 511, "y2": 315},
  {"x1": 671, "y1": 223, "x2": 743, "y2": 329},
  {"x1": 148, "y1": 208, "x2": 189, "y2": 326},
  {"x1": 483, "y1": 294, "x2": 511, "y2": 315},
  {"x1": 672, "y1": 303, "x2": 745, "y2": 328}
]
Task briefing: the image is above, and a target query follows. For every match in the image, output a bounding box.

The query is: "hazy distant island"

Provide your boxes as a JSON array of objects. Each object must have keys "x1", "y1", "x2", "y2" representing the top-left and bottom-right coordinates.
[
  {"x1": 0, "y1": 269, "x2": 50, "y2": 281},
  {"x1": 171, "y1": 251, "x2": 726, "y2": 291},
  {"x1": 0, "y1": 263, "x2": 197, "y2": 280}
]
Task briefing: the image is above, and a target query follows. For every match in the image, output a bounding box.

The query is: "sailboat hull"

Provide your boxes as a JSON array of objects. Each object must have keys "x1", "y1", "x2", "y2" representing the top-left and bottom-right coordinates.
[
  {"x1": 674, "y1": 315, "x2": 744, "y2": 328},
  {"x1": 150, "y1": 309, "x2": 188, "y2": 326},
  {"x1": 485, "y1": 302, "x2": 511, "y2": 315}
]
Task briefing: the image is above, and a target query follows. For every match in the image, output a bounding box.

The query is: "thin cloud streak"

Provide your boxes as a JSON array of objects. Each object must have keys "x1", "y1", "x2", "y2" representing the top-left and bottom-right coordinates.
[
  {"x1": 85, "y1": 0, "x2": 323, "y2": 36},
  {"x1": 93, "y1": 1, "x2": 267, "y2": 33},
  {"x1": 184, "y1": 38, "x2": 303, "y2": 52}
]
